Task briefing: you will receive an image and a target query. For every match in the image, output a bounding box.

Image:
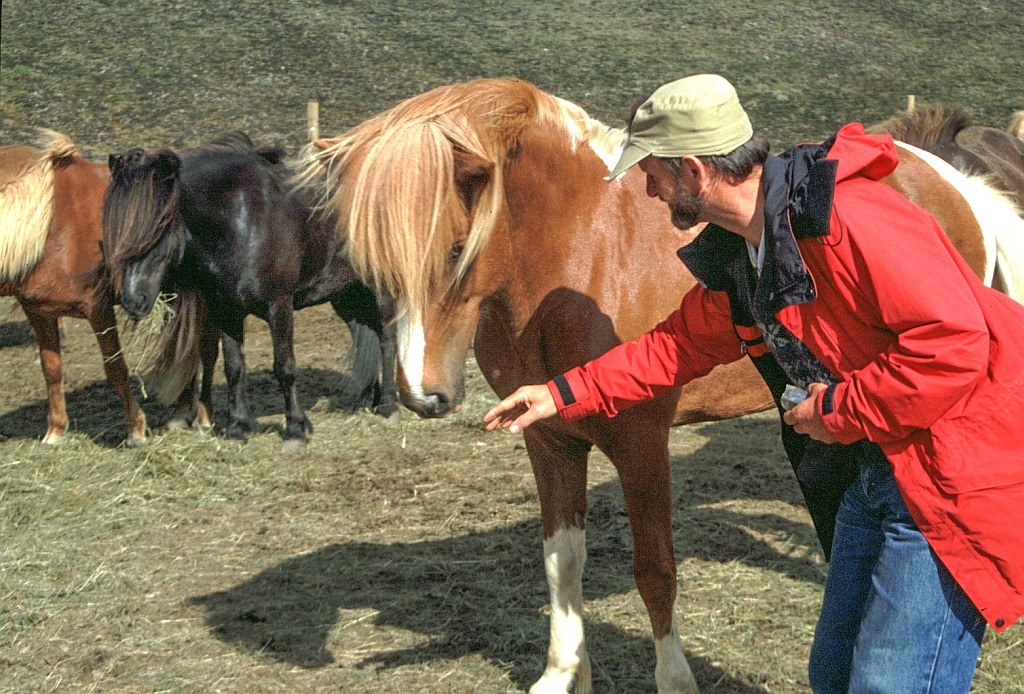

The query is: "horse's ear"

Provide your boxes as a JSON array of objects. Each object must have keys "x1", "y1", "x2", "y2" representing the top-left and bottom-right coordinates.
[
  {"x1": 257, "y1": 147, "x2": 287, "y2": 165},
  {"x1": 108, "y1": 153, "x2": 122, "y2": 173},
  {"x1": 153, "y1": 151, "x2": 181, "y2": 182}
]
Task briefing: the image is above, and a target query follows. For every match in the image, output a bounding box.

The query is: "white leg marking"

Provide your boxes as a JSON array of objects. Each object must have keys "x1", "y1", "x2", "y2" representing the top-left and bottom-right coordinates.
[
  {"x1": 530, "y1": 527, "x2": 591, "y2": 694},
  {"x1": 654, "y1": 605, "x2": 699, "y2": 694}
]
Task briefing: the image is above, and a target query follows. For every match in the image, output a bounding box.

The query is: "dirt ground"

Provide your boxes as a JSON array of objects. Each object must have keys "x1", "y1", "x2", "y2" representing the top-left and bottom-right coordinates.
[{"x1": 1, "y1": 295, "x2": 1021, "y2": 693}]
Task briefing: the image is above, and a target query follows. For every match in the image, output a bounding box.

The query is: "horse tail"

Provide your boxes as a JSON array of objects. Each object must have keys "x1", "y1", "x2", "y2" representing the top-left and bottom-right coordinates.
[
  {"x1": 328, "y1": 284, "x2": 385, "y2": 410},
  {"x1": 339, "y1": 319, "x2": 384, "y2": 410},
  {"x1": 138, "y1": 290, "x2": 205, "y2": 405},
  {"x1": 0, "y1": 130, "x2": 74, "y2": 283},
  {"x1": 101, "y1": 149, "x2": 183, "y2": 298}
]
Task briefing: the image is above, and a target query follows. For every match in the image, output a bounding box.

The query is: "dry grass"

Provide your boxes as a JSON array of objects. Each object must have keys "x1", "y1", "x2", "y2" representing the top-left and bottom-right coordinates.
[{"x1": 2, "y1": 301, "x2": 1022, "y2": 693}]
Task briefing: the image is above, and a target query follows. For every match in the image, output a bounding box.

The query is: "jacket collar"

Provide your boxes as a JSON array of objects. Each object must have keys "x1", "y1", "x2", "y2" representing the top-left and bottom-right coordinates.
[{"x1": 678, "y1": 135, "x2": 839, "y2": 310}]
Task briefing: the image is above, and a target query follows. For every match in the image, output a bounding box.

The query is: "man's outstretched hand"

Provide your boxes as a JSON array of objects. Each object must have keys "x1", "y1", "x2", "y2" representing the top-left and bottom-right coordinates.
[{"x1": 483, "y1": 384, "x2": 557, "y2": 434}]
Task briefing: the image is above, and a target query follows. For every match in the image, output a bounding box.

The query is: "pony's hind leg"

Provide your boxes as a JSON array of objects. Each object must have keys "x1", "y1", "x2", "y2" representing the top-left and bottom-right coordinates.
[
  {"x1": 25, "y1": 311, "x2": 68, "y2": 444},
  {"x1": 524, "y1": 428, "x2": 593, "y2": 694},
  {"x1": 267, "y1": 297, "x2": 311, "y2": 451},
  {"x1": 194, "y1": 316, "x2": 219, "y2": 430},
  {"x1": 91, "y1": 302, "x2": 146, "y2": 445},
  {"x1": 220, "y1": 325, "x2": 258, "y2": 441}
]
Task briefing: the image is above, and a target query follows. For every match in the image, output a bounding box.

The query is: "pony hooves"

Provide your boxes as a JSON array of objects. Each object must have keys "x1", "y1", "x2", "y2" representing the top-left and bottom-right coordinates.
[
  {"x1": 163, "y1": 417, "x2": 192, "y2": 432},
  {"x1": 124, "y1": 434, "x2": 147, "y2": 448},
  {"x1": 280, "y1": 438, "x2": 307, "y2": 454}
]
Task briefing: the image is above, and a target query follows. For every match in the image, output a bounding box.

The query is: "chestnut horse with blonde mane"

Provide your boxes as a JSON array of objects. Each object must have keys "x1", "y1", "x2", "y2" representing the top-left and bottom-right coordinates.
[
  {"x1": 296, "y1": 79, "x2": 1013, "y2": 693},
  {"x1": 0, "y1": 131, "x2": 147, "y2": 445}
]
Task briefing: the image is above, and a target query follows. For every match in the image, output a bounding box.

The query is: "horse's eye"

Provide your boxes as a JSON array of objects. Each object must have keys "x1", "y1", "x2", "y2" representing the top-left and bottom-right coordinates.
[{"x1": 448, "y1": 244, "x2": 464, "y2": 263}]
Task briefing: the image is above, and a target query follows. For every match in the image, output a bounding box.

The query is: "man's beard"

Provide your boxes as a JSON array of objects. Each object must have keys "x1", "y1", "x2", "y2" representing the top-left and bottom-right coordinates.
[{"x1": 669, "y1": 187, "x2": 706, "y2": 230}]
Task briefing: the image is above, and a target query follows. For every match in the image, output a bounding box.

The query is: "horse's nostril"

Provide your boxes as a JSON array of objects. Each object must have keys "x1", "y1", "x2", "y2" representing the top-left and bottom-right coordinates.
[{"x1": 424, "y1": 390, "x2": 451, "y2": 413}]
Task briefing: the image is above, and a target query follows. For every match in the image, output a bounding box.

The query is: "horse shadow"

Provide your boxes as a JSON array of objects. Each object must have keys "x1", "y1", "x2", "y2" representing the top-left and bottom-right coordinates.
[
  {"x1": 188, "y1": 415, "x2": 822, "y2": 692},
  {"x1": 0, "y1": 318, "x2": 36, "y2": 349},
  {"x1": 0, "y1": 365, "x2": 388, "y2": 447}
]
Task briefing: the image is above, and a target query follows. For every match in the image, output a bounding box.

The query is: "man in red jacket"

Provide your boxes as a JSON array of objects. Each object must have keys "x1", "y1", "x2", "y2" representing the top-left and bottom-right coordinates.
[{"x1": 483, "y1": 74, "x2": 1024, "y2": 693}]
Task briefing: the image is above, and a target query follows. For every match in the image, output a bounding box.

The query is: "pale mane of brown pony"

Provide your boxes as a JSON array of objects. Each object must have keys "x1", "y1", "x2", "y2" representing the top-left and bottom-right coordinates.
[
  {"x1": 293, "y1": 78, "x2": 593, "y2": 317},
  {"x1": 0, "y1": 130, "x2": 77, "y2": 283},
  {"x1": 1009, "y1": 111, "x2": 1024, "y2": 141}
]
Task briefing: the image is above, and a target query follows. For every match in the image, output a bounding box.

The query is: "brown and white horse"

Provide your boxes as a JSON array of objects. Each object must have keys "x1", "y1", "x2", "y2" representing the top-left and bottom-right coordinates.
[
  {"x1": 0, "y1": 131, "x2": 147, "y2": 445},
  {"x1": 872, "y1": 104, "x2": 1024, "y2": 302},
  {"x1": 297, "y1": 79, "x2": 1013, "y2": 693}
]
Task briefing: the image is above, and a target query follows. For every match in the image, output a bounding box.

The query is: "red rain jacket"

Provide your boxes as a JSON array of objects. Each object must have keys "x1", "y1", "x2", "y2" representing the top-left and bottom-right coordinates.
[{"x1": 549, "y1": 124, "x2": 1024, "y2": 632}]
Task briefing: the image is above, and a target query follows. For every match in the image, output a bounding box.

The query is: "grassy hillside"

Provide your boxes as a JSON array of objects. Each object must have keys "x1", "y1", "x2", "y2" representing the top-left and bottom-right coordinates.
[{"x1": 3, "y1": 0, "x2": 1021, "y2": 157}]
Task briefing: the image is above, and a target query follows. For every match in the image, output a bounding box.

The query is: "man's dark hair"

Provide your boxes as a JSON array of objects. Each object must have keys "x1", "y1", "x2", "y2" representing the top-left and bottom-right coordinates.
[{"x1": 658, "y1": 135, "x2": 770, "y2": 183}]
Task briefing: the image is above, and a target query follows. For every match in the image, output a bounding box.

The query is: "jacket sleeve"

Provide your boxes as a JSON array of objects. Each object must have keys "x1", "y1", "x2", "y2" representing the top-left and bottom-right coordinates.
[
  {"x1": 549, "y1": 285, "x2": 743, "y2": 421},
  {"x1": 820, "y1": 180, "x2": 990, "y2": 444}
]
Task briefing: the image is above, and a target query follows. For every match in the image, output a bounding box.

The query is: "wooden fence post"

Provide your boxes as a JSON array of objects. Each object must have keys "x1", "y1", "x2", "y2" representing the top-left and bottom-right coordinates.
[{"x1": 307, "y1": 99, "x2": 320, "y2": 143}]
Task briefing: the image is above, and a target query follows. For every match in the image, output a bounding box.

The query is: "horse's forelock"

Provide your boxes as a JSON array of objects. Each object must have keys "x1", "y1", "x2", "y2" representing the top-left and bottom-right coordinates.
[
  {"x1": 297, "y1": 79, "x2": 589, "y2": 318},
  {"x1": 102, "y1": 156, "x2": 183, "y2": 292}
]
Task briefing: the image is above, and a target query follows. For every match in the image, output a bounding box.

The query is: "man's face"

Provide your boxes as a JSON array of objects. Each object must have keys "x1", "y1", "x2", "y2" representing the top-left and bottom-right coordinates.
[{"x1": 638, "y1": 156, "x2": 705, "y2": 231}]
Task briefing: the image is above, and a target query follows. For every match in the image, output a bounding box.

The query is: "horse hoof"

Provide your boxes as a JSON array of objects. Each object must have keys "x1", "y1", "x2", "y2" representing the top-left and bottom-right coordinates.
[
  {"x1": 41, "y1": 433, "x2": 64, "y2": 446},
  {"x1": 125, "y1": 434, "x2": 146, "y2": 448},
  {"x1": 225, "y1": 426, "x2": 249, "y2": 442},
  {"x1": 163, "y1": 417, "x2": 191, "y2": 432},
  {"x1": 385, "y1": 410, "x2": 401, "y2": 425},
  {"x1": 280, "y1": 438, "x2": 306, "y2": 454}
]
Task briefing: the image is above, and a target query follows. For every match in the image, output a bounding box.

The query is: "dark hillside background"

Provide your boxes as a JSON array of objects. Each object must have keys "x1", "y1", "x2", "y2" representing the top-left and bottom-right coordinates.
[{"x1": 3, "y1": 0, "x2": 1022, "y2": 156}]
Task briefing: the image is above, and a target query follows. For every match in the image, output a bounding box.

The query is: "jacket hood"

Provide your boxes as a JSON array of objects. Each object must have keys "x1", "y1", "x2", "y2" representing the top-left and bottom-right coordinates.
[{"x1": 826, "y1": 122, "x2": 899, "y2": 182}]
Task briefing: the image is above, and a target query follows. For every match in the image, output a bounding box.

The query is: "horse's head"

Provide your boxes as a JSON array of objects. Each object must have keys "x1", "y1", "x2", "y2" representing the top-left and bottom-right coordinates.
[
  {"x1": 299, "y1": 79, "x2": 564, "y2": 417},
  {"x1": 102, "y1": 148, "x2": 187, "y2": 320}
]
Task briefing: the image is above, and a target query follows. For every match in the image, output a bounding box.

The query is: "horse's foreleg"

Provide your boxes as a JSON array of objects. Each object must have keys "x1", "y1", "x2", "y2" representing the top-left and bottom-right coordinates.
[
  {"x1": 25, "y1": 311, "x2": 67, "y2": 444},
  {"x1": 610, "y1": 421, "x2": 697, "y2": 694},
  {"x1": 91, "y1": 303, "x2": 147, "y2": 445},
  {"x1": 524, "y1": 429, "x2": 593, "y2": 694},
  {"x1": 220, "y1": 327, "x2": 256, "y2": 441},
  {"x1": 194, "y1": 316, "x2": 219, "y2": 431},
  {"x1": 267, "y1": 298, "x2": 310, "y2": 450}
]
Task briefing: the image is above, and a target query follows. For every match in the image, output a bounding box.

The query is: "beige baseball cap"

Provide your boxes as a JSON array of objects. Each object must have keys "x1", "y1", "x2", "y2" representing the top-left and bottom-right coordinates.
[{"x1": 606, "y1": 74, "x2": 753, "y2": 180}]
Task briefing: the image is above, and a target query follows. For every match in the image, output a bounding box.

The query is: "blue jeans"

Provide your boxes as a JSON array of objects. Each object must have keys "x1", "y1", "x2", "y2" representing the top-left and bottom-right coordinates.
[{"x1": 808, "y1": 443, "x2": 986, "y2": 693}]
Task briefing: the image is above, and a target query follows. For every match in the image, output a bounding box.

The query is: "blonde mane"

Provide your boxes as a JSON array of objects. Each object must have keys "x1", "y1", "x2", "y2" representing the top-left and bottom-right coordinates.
[
  {"x1": 294, "y1": 78, "x2": 596, "y2": 317},
  {"x1": 0, "y1": 130, "x2": 76, "y2": 283}
]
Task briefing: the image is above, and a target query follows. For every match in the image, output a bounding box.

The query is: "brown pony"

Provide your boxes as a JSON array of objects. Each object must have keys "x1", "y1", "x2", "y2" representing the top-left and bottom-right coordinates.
[
  {"x1": 0, "y1": 131, "x2": 147, "y2": 445},
  {"x1": 296, "y1": 79, "x2": 1010, "y2": 693},
  {"x1": 871, "y1": 104, "x2": 1024, "y2": 302}
]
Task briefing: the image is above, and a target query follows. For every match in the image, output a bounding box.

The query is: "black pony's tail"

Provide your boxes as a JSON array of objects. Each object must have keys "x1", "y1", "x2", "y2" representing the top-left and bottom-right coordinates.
[{"x1": 337, "y1": 319, "x2": 383, "y2": 411}]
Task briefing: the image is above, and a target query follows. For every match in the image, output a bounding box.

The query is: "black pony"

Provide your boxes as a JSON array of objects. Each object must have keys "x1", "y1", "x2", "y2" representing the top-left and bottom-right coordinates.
[{"x1": 101, "y1": 133, "x2": 398, "y2": 450}]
